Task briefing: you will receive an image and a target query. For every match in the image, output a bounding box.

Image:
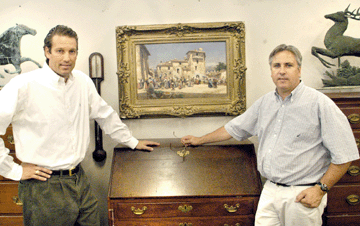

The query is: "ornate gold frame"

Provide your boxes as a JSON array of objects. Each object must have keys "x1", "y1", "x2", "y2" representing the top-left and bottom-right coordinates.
[{"x1": 116, "y1": 22, "x2": 246, "y2": 118}]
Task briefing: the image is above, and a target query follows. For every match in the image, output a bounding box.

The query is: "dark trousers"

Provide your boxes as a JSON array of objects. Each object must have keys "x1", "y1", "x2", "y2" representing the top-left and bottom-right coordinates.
[{"x1": 18, "y1": 166, "x2": 99, "y2": 226}]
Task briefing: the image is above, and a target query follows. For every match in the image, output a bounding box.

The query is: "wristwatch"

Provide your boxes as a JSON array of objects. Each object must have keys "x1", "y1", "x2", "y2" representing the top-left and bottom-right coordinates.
[{"x1": 317, "y1": 182, "x2": 329, "y2": 192}]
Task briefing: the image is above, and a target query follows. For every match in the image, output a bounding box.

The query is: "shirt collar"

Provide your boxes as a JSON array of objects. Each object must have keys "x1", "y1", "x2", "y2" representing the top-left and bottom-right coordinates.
[
  {"x1": 42, "y1": 63, "x2": 74, "y2": 85},
  {"x1": 274, "y1": 81, "x2": 304, "y2": 103}
]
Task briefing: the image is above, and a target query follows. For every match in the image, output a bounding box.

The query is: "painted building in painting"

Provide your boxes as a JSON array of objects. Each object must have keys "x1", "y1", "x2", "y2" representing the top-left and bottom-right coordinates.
[
  {"x1": 136, "y1": 44, "x2": 152, "y2": 82},
  {"x1": 156, "y1": 48, "x2": 206, "y2": 80}
]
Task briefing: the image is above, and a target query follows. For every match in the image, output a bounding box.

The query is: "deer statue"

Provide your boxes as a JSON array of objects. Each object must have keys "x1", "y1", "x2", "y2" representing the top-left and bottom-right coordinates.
[{"x1": 311, "y1": 5, "x2": 360, "y2": 68}]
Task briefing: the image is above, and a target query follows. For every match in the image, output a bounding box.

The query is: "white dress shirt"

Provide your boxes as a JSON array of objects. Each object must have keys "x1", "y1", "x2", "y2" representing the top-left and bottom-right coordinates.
[
  {"x1": 0, "y1": 63, "x2": 138, "y2": 180},
  {"x1": 225, "y1": 82, "x2": 359, "y2": 185}
]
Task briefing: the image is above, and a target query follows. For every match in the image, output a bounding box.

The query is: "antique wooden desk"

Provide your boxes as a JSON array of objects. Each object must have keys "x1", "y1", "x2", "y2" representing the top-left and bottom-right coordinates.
[{"x1": 108, "y1": 139, "x2": 262, "y2": 226}]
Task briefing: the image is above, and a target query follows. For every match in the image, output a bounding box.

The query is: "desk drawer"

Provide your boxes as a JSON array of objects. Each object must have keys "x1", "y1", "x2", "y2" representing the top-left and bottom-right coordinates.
[
  {"x1": 0, "y1": 182, "x2": 22, "y2": 214},
  {"x1": 112, "y1": 197, "x2": 256, "y2": 219},
  {"x1": 327, "y1": 185, "x2": 360, "y2": 213},
  {"x1": 0, "y1": 216, "x2": 23, "y2": 226},
  {"x1": 325, "y1": 214, "x2": 360, "y2": 226},
  {"x1": 112, "y1": 216, "x2": 254, "y2": 226}
]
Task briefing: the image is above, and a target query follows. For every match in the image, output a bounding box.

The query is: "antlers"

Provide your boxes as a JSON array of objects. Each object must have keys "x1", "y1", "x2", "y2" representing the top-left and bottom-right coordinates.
[{"x1": 345, "y1": 4, "x2": 360, "y2": 20}]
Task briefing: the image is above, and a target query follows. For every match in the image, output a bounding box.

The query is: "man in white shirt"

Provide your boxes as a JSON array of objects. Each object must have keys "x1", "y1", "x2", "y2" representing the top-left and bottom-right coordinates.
[
  {"x1": 181, "y1": 44, "x2": 359, "y2": 225},
  {"x1": 0, "y1": 25, "x2": 159, "y2": 226}
]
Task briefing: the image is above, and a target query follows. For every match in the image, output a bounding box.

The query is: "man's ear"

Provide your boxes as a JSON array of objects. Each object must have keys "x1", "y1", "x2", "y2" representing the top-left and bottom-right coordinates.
[{"x1": 44, "y1": 47, "x2": 51, "y2": 58}]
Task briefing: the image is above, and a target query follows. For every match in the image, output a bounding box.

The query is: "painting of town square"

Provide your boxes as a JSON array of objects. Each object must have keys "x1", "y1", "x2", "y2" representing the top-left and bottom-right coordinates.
[{"x1": 136, "y1": 41, "x2": 227, "y2": 100}]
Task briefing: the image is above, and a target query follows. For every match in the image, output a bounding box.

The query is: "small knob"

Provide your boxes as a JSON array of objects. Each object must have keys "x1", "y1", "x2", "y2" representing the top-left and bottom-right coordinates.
[
  {"x1": 348, "y1": 114, "x2": 360, "y2": 124},
  {"x1": 346, "y1": 194, "x2": 360, "y2": 206},
  {"x1": 347, "y1": 165, "x2": 360, "y2": 176}
]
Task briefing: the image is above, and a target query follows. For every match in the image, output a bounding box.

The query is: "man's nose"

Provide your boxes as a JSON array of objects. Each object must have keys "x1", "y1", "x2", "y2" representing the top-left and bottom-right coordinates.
[
  {"x1": 279, "y1": 65, "x2": 286, "y2": 74},
  {"x1": 63, "y1": 52, "x2": 71, "y2": 61}
]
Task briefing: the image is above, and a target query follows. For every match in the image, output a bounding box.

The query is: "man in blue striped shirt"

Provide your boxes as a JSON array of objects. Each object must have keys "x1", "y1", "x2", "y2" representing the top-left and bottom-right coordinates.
[{"x1": 181, "y1": 44, "x2": 359, "y2": 226}]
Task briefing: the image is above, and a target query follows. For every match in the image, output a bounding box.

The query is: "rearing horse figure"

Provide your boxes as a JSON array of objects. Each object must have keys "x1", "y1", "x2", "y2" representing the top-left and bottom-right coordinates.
[
  {"x1": 311, "y1": 5, "x2": 360, "y2": 68},
  {"x1": 0, "y1": 24, "x2": 41, "y2": 78}
]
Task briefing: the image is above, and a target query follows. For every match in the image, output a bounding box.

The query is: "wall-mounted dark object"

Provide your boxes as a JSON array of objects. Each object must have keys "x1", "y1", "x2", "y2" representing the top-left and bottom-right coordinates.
[{"x1": 89, "y1": 52, "x2": 106, "y2": 162}]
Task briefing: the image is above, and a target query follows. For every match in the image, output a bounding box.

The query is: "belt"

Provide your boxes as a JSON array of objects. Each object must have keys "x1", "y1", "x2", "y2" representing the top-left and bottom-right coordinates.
[
  {"x1": 270, "y1": 181, "x2": 317, "y2": 187},
  {"x1": 52, "y1": 165, "x2": 80, "y2": 176}
]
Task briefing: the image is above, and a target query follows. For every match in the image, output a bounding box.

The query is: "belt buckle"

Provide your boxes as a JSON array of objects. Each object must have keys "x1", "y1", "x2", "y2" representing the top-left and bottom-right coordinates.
[{"x1": 69, "y1": 166, "x2": 76, "y2": 176}]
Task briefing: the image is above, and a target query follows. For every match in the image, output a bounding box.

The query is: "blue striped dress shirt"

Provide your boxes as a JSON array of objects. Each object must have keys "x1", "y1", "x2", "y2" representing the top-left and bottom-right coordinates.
[{"x1": 225, "y1": 82, "x2": 359, "y2": 185}]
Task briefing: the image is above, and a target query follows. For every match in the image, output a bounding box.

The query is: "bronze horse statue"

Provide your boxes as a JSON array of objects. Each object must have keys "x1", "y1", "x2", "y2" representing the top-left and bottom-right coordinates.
[
  {"x1": 0, "y1": 24, "x2": 41, "y2": 78},
  {"x1": 311, "y1": 5, "x2": 360, "y2": 68}
]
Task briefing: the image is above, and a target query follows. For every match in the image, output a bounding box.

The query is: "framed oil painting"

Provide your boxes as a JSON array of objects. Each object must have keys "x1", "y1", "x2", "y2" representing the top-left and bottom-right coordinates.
[{"x1": 116, "y1": 22, "x2": 246, "y2": 118}]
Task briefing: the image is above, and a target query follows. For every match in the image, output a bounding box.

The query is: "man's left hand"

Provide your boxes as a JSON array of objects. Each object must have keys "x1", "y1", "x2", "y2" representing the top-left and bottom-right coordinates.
[
  {"x1": 135, "y1": 140, "x2": 160, "y2": 151},
  {"x1": 295, "y1": 185, "x2": 326, "y2": 208}
]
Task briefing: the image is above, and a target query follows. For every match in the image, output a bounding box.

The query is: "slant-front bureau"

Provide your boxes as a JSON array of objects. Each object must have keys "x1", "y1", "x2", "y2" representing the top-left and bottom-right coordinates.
[
  {"x1": 108, "y1": 139, "x2": 262, "y2": 226},
  {"x1": 324, "y1": 92, "x2": 360, "y2": 226},
  {"x1": 0, "y1": 125, "x2": 23, "y2": 225}
]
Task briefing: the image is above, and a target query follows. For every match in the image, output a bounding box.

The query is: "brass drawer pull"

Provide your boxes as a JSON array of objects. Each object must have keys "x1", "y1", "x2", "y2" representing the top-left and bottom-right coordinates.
[
  {"x1": 224, "y1": 203, "x2": 240, "y2": 213},
  {"x1": 356, "y1": 138, "x2": 360, "y2": 148},
  {"x1": 7, "y1": 134, "x2": 14, "y2": 144},
  {"x1": 178, "y1": 204, "x2": 193, "y2": 213},
  {"x1": 347, "y1": 165, "x2": 360, "y2": 176},
  {"x1": 224, "y1": 224, "x2": 240, "y2": 226},
  {"x1": 12, "y1": 196, "x2": 23, "y2": 206},
  {"x1": 348, "y1": 114, "x2": 360, "y2": 124},
  {"x1": 131, "y1": 206, "x2": 147, "y2": 215},
  {"x1": 346, "y1": 194, "x2": 360, "y2": 206},
  {"x1": 179, "y1": 223, "x2": 192, "y2": 226}
]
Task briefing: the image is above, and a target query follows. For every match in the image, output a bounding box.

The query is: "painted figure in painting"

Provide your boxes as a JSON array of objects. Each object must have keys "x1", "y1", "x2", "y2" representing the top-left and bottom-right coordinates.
[{"x1": 0, "y1": 24, "x2": 41, "y2": 78}]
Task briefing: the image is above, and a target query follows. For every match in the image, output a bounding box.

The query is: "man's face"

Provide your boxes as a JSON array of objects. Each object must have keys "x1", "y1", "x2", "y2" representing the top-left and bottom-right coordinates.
[
  {"x1": 45, "y1": 35, "x2": 77, "y2": 79},
  {"x1": 270, "y1": 50, "x2": 301, "y2": 98}
]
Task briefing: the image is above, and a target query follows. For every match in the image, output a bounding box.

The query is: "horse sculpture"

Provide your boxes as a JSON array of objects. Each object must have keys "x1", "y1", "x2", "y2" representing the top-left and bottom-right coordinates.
[
  {"x1": 0, "y1": 24, "x2": 41, "y2": 78},
  {"x1": 311, "y1": 5, "x2": 360, "y2": 68}
]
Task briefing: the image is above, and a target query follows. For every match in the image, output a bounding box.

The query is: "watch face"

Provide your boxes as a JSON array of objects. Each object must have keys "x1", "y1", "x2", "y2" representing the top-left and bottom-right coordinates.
[
  {"x1": 317, "y1": 182, "x2": 329, "y2": 192},
  {"x1": 321, "y1": 183, "x2": 329, "y2": 192}
]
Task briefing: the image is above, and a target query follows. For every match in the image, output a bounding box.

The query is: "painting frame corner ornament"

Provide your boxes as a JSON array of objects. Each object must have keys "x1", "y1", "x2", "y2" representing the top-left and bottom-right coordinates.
[{"x1": 116, "y1": 21, "x2": 246, "y2": 118}]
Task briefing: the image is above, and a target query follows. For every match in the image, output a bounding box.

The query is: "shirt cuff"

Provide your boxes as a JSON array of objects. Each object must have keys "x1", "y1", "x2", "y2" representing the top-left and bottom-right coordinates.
[
  {"x1": 122, "y1": 137, "x2": 139, "y2": 149},
  {"x1": 5, "y1": 164, "x2": 22, "y2": 181}
]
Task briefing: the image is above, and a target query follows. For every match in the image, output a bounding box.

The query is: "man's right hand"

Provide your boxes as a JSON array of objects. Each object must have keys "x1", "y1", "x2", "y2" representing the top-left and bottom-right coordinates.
[
  {"x1": 181, "y1": 135, "x2": 202, "y2": 146},
  {"x1": 181, "y1": 126, "x2": 233, "y2": 146},
  {"x1": 21, "y1": 163, "x2": 52, "y2": 181}
]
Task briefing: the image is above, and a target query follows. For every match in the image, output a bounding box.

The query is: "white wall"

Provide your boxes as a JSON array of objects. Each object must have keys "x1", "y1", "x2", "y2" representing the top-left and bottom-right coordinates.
[{"x1": 1, "y1": 0, "x2": 360, "y2": 224}]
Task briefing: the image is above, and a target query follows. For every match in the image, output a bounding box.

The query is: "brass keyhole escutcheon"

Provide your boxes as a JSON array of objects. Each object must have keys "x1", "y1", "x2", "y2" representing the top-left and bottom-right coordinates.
[
  {"x1": 179, "y1": 223, "x2": 192, "y2": 226},
  {"x1": 178, "y1": 204, "x2": 193, "y2": 213},
  {"x1": 7, "y1": 134, "x2": 14, "y2": 144},
  {"x1": 12, "y1": 196, "x2": 23, "y2": 206},
  {"x1": 346, "y1": 194, "x2": 360, "y2": 206}
]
